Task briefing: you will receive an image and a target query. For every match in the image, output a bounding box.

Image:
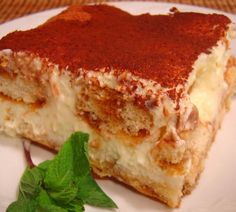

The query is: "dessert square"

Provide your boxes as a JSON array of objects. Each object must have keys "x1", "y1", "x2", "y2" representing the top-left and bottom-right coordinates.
[{"x1": 0, "y1": 5, "x2": 235, "y2": 207}]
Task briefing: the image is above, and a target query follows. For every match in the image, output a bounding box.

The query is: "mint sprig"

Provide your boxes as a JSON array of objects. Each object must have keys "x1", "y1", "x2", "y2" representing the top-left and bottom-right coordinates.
[{"x1": 7, "y1": 132, "x2": 117, "y2": 211}]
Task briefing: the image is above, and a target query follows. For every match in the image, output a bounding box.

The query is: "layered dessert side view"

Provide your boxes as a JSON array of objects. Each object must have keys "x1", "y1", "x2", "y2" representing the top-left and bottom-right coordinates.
[{"x1": 0, "y1": 4, "x2": 235, "y2": 208}]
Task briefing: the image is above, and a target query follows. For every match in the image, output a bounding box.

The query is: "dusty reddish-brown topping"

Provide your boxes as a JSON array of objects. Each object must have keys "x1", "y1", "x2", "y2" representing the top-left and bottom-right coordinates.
[{"x1": 0, "y1": 5, "x2": 230, "y2": 88}]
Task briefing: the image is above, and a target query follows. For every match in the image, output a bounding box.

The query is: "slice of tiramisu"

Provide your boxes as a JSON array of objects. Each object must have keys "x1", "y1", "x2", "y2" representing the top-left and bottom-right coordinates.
[{"x1": 0, "y1": 4, "x2": 235, "y2": 208}]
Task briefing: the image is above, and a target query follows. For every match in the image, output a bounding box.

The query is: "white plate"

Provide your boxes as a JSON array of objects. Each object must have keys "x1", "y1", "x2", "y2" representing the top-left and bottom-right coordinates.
[{"x1": 0, "y1": 2, "x2": 236, "y2": 212}]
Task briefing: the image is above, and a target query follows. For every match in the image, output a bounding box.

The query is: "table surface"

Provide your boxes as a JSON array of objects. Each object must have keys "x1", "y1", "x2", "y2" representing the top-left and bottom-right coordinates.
[{"x1": 0, "y1": 0, "x2": 236, "y2": 24}]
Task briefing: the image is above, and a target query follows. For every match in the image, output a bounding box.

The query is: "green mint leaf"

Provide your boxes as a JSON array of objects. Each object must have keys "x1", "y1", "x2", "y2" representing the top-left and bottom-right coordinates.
[
  {"x1": 43, "y1": 133, "x2": 86, "y2": 204},
  {"x1": 44, "y1": 132, "x2": 89, "y2": 190},
  {"x1": 48, "y1": 183, "x2": 78, "y2": 204},
  {"x1": 77, "y1": 174, "x2": 117, "y2": 208},
  {"x1": 36, "y1": 189, "x2": 67, "y2": 212},
  {"x1": 38, "y1": 160, "x2": 53, "y2": 171},
  {"x1": 37, "y1": 189, "x2": 84, "y2": 212},
  {"x1": 69, "y1": 132, "x2": 90, "y2": 177},
  {"x1": 18, "y1": 167, "x2": 44, "y2": 200},
  {"x1": 7, "y1": 199, "x2": 37, "y2": 212},
  {"x1": 36, "y1": 189, "x2": 52, "y2": 206},
  {"x1": 35, "y1": 205, "x2": 68, "y2": 212},
  {"x1": 7, "y1": 131, "x2": 117, "y2": 211},
  {"x1": 44, "y1": 150, "x2": 74, "y2": 190},
  {"x1": 64, "y1": 197, "x2": 84, "y2": 212},
  {"x1": 37, "y1": 205, "x2": 67, "y2": 212}
]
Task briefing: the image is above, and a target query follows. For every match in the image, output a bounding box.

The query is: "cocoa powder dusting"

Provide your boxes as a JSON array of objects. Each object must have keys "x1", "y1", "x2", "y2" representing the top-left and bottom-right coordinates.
[{"x1": 0, "y1": 5, "x2": 230, "y2": 94}]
